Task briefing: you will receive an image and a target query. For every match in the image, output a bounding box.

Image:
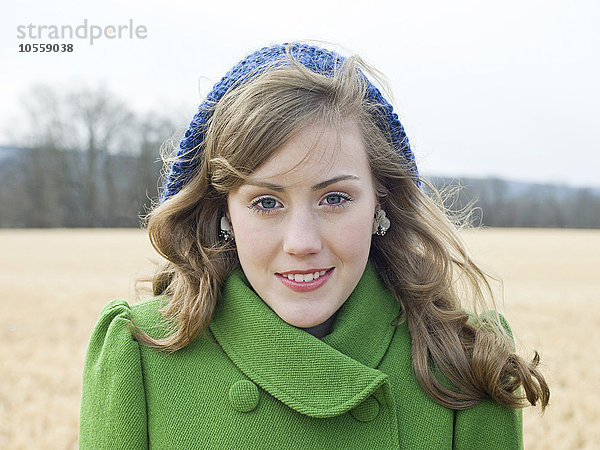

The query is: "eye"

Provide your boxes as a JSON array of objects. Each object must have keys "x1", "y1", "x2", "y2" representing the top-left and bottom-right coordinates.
[
  {"x1": 320, "y1": 192, "x2": 352, "y2": 207},
  {"x1": 258, "y1": 198, "x2": 277, "y2": 209},
  {"x1": 249, "y1": 196, "x2": 282, "y2": 214}
]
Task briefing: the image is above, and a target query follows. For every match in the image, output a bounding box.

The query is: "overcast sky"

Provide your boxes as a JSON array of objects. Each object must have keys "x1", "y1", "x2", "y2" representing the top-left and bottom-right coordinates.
[{"x1": 3, "y1": 0, "x2": 599, "y2": 187}]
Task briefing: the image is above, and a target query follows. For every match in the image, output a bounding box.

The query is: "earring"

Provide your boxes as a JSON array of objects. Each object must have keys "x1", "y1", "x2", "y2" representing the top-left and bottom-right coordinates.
[
  {"x1": 220, "y1": 216, "x2": 235, "y2": 241},
  {"x1": 372, "y1": 208, "x2": 390, "y2": 236}
]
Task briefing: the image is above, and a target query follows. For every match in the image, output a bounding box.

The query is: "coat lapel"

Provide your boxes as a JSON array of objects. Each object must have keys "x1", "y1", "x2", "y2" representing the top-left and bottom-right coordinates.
[{"x1": 209, "y1": 263, "x2": 400, "y2": 418}]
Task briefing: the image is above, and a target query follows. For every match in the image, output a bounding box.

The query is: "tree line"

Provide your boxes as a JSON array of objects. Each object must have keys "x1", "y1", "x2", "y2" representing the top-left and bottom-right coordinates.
[
  {"x1": 428, "y1": 177, "x2": 600, "y2": 229},
  {"x1": 1, "y1": 84, "x2": 599, "y2": 228}
]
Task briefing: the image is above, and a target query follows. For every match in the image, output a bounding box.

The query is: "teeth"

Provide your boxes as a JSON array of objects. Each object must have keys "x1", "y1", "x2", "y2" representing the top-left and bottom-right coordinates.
[{"x1": 284, "y1": 270, "x2": 328, "y2": 282}]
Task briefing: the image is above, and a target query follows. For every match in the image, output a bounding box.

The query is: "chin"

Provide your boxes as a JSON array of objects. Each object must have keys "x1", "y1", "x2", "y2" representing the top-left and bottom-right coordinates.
[{"x1": 278, "y1": 309, "x2": 333, "y2": 328}]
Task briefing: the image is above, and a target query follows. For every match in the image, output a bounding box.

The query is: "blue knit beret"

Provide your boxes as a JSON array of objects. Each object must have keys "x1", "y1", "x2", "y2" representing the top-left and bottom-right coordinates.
[{"x1": 161, "y1": 43, "x2": 417, "y2": 202}]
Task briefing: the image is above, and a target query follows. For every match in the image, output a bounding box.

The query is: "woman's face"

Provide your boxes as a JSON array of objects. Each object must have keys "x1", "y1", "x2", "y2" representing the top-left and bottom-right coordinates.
[{"x1": 227, "y1": 120, "x2": 378, "y2": 328}]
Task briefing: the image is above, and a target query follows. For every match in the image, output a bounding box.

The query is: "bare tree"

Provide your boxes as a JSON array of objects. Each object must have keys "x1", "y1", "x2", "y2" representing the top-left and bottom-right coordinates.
[{"x1": 3, "y1": 83, "x2": 177, "y2": 227}]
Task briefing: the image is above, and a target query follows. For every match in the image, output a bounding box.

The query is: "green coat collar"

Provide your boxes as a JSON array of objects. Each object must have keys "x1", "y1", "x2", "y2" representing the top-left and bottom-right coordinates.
[{"x1": 209, "y1": 263, "x2": 400, "y2": 418}]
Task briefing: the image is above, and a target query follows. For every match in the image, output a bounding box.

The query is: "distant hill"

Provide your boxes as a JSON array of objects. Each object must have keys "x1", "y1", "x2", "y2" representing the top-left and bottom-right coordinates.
[
  {"x1": 428, "y1": 175, "x2": 600, "y2": 198},
  {"x1": 427, "y1": 175, "x2": 600, "y2": 228},
  {"x1": 0, "y1": 146, "x2": 19, "y2": 164},
  {"x1": 0, "y1": 145, "x2": 160, "y2": 228}
]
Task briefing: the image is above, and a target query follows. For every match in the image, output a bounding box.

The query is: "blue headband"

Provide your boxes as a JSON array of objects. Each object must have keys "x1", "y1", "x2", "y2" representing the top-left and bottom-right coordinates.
[{"x1": 161, "y1": 43, "x2": 416, "y2": 202}]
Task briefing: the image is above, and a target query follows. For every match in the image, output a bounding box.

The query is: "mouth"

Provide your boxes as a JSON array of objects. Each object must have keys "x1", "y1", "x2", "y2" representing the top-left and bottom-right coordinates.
[{"x1": 275, "y1": 268, "x2": 334, "y2": 292}]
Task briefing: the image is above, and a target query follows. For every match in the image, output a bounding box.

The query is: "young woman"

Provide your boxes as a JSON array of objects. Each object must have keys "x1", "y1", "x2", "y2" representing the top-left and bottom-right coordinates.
[{"x1": 79, "y1": 43, "x2": 549, "y2": 448}]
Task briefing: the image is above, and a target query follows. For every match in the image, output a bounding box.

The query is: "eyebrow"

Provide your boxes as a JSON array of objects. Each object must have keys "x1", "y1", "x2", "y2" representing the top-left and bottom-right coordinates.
[
  {"x1": 311, "y1": 175, "x2": 360, "y2": 191},
  {"x1": 244, "y1": 175, "x2": 360, "y2": 192}
]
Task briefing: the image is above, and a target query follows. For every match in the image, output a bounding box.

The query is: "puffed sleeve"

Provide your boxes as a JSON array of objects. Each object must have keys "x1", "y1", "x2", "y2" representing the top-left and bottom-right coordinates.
[
  {"x1": 79, "y1": 299, "x2": 148, "y2": 449},
  {"x1": 453, "y1": 312, "x2": 524, "y2": 449}
]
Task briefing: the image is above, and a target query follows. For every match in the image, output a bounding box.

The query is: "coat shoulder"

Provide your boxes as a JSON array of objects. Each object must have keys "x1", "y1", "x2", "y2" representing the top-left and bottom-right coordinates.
[{"x1": 128, "y1": 296, "x2": 171, "y2": 339}]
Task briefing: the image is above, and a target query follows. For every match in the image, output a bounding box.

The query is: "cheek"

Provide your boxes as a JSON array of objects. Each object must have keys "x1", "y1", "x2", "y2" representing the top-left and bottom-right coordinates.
[
  {"x1": 230, "y1": 214, "x2": 277, "y2": 266},
  {"x1": 326, "y1": 213, "x2": 374, "y2": 259}
]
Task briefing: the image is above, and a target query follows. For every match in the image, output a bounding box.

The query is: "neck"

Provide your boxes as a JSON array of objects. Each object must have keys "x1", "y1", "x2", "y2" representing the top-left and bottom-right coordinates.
[{"x1": 297, "y1": 311, "x2": 339, "y2": 339}]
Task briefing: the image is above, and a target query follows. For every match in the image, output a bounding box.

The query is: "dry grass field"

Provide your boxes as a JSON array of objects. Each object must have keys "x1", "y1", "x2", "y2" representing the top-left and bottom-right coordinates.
[{"x1": 0, "y1": 228, "x2": 598, "y2": 449}]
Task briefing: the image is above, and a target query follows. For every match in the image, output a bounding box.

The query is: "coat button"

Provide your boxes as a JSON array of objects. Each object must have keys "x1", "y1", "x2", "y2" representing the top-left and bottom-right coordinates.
[
  {"x1": 229, "y1": 380, "x2": 259, "y2": 412},
  {"x1": 350, "y1": 395, "x2": 380, "y2": 422}
]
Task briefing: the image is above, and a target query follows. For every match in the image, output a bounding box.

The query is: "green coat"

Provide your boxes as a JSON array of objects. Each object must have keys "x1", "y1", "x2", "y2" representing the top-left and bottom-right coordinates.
[{"x1": 79, "y1": 265, "x2": 523, "y2": 449}]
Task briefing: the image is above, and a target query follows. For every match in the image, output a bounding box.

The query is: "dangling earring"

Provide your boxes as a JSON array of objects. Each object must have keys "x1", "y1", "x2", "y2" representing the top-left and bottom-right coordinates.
[
  {"x1": 220, "y1": 215, "x2": 235, "y2": 241},
  {"x1": 372, "y1": 208, "x2": 390, "y2": 236}
]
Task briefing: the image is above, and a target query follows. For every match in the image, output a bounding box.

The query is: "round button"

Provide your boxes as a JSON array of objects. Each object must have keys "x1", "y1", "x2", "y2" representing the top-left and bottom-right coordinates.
[
  {"x1": 350, "y1": 395, "x2": 380, "y2": 422},
  {"x1": 229, "y1": 380, "x2": 259, "y2": 412}
]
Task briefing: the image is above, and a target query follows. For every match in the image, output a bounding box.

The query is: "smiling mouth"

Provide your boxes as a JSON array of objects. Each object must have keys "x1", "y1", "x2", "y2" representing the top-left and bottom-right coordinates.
[{"x1": 275, "y1": 268, "x2": 334, "y2": 292}]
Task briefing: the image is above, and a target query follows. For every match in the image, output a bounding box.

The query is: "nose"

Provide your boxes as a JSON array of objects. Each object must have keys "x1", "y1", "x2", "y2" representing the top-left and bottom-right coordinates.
[{"x1": 282, "y1": 210, "x2": 323, "y2": 256}]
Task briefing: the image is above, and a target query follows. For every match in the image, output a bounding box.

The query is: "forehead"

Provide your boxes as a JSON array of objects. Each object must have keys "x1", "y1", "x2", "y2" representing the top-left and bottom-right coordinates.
[{"x1": 247, "y1": 120, "x2": 371, "y2": 186}]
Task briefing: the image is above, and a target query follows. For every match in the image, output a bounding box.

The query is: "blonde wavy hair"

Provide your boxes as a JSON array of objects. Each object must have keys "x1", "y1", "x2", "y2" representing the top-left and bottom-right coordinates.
[{"x1": 136, "y1": 47, "x2": 549, "y2": 411}]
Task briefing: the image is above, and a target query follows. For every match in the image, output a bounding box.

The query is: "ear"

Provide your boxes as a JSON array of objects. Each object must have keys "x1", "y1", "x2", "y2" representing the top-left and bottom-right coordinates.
[
  {"x1": 221, "y1": 198, "x2": 231, "y2": 221},
  {"x1": 219, "y1": 212, "x2": 230, "y2": 231}
]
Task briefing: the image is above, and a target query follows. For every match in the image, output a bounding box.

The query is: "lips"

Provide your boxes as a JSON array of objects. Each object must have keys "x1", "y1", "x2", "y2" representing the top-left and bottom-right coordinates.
[{"x1": 275, "y1": 268, "x2": 334, "y2": 292}]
